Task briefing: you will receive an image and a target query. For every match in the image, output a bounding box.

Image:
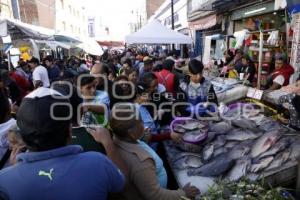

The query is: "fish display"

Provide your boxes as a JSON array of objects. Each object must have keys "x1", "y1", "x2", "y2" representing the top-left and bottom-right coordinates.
[
  {"x1": 259, "y1": 138, "x2": 290, "y2": 158},
  {"x1": 226, "y1": 129, "x2": 260, "y2": 141},
  {"x1": 250, "y1": 156, "x2": 274, "y2": 173},
  {"x1": 169, "y1": 113, "x2": 299, "y2": 183},
  {"x1": 187, "y1": 157, "x2": 235, "y2": 177},
  {"x1": 250, "y1": 130, "x2": 282, "y2": 158},
  {"x1": 265, "y1": 149, "x2": 291, "y2": 171},
  {"x1": 226, "y1": 158, "x2": 251, "y2": 181},
  {"x1": 209, "y1": 121, "x2": 232, "y2": 135}
]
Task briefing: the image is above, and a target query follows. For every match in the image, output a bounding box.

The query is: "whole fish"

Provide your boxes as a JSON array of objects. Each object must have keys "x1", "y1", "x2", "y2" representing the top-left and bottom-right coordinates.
[
  {"x1": 250, "y1": 156, "x2": 274, "y2": 173},
  {"x1": 213, "y1": 147, "x2": 229, "y2": 158},
  {"x1": 211, "y1": 135, "x2": 226, "y2": 149},
  {"x1": 231, "y1": 118, "x2": 258, "y2": 131},
  {"x1": 225, "y1": 158, "x2": 251, "y2": 181},
  {"x1": 228, "y1": 145, "x2": 251, "y2": 160},
  {"x1": 203, "y1": 144, "x2": 214, "y2": 161},
  {"x1": 173, "y1": 125, "x2": 186, "y2": 133},
  {"x1": 210, "y1": 121, "x2": 232, "y2": 135},
  {"x1": 173, "y1": 155, "x2": 203, "y2": 170},
  {"x1": 290, "y1": 142, "x2": 300, "y2": 161},
  {"x1": 226, "y1": 129, "x2": 259, "y2": 141},
  {"x1": 224, "y1": 141, "x2": 239, "y2": 149},
  {"x1": 265, "y1": 149, "x2": 291, "y2": 171},
  {"x1": 205, "y1": 132, "x2": 217, "y2": 144},
  {"x1": 187, "y1": 157, "x2": 235, "y2": 177},
  {"x1": 171, "y1": 152, "x2": 201, "y2": 163},
  {"x1": 259, "y1": 119, "x2": 281, "y2": 131},
  {"x1": 250, "y1": 130, "x2": 282, "y2": 158},
  {"x1": 249, "y1": 114, "x2": 266, "y2": 126},
  {"x1": 246, "y1": 173, "x2": 260, "y2": 181},
  {"x1": 178, "y1": 120, "x2": 206, "y2": 130},
  {"x1": 259, "y1": 138, "x2": 290, "y2": 158}
]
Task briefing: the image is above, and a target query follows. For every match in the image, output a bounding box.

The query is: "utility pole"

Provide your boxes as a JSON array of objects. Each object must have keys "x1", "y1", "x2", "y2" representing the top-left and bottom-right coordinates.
[{"x1": 171, "y1": 0, "x2": 175, "y2": 51}]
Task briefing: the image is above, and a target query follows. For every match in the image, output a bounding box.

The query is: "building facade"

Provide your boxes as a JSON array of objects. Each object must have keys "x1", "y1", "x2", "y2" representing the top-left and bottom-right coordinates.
[
  {"x1": 15, "y1": 0, "x2": 88, "y2": 39},
  {"x1": 146, "y1": 0, "x2": 165, "y2": 19},
  {"x1": 55, "y1": 0, "x2": 88, "y2": 39},
  {"x1": 0, "y1": 0, "x2": 13, "y2": 18},
  {"x1": 150, "y1": 0, "x2": 188, "y2": 33}
]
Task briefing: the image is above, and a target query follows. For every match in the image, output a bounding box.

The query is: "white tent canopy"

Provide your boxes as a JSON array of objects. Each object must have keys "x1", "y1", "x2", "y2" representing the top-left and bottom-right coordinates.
[
  {"x1": 77, "y1": 37, "x2": 104, "y2": 56},
  {"x1": 125, "y1": 20, "x2": 192, "y2": 44}
]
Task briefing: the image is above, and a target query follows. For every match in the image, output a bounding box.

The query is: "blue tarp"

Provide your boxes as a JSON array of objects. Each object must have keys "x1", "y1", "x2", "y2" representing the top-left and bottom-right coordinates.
[{"x1": 287, "y1": 0, "x2": 300, "y2": 15}]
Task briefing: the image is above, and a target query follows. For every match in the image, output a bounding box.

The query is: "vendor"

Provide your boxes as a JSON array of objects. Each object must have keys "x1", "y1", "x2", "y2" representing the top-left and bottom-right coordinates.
[
  {"x1": 266, "y1": 57, "x2": 294, "y2": 91},
  {"x1": 179, "y1": 59, "x2": 218, "y2": 117},
  {"x1": 227, "y1": 49, "x2": 243, "y2": 79},
  {"x1": 240, "y1": 55, "x2": 256, "y2": 86},
  {"x1": 278, "y1": 75, "x2": 300, "y2": 130}
]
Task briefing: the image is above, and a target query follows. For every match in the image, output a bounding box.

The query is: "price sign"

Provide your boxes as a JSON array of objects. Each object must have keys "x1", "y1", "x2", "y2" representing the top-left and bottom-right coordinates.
[{"x1": 247, "y1": 88, "x2": 264, "y2": 100}]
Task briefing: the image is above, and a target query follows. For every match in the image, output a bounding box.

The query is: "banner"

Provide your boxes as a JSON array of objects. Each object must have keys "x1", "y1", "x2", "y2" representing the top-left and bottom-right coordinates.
[{"x1": 287, "y1": 0, "x2": 300, "y2": 15}]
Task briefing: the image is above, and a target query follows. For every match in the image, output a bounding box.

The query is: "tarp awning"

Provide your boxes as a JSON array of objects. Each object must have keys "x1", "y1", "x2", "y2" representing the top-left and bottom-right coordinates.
[
  {"x1": 188, "y1": 14, "x2": 217, "y2": 30},
  {"x1": 54, "y1": 31, "x2": 82, "y2": 43},
  {"x1": 125, "y1": 20, "x2": 192, "y2": 44},
  {"x1": 35, "y1": 40, "x2": 72, "y2": 50},
  {"x1": 77, "y1": 38, "x2": 103, "y2": 56},
  {"x1": 0, "y1": 18, "x2": 54, "y2": 40}
]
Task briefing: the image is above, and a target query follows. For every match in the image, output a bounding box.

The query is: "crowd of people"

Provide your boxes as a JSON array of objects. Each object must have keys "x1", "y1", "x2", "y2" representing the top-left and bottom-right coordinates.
[{"x1": 0, "y1": 47, "x2": 299, "y2": 200}]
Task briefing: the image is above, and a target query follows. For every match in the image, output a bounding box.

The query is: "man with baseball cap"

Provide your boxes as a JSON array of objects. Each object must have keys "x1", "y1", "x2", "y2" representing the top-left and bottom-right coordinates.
[{"x1": 0, "y1": 87, "x2": 125, "y2": 200}]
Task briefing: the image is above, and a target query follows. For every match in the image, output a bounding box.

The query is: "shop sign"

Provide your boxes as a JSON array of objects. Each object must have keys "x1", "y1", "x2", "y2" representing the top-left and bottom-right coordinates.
[
  {"x1": 287, "y1": 0, "x2": 300, "y2": 15},
  {"x1": 188, "y1": 14, "x2": 217, "y2": 30},
  {"x1": 231, "y1": 1, "x2": 275, "y2": 21},
  {"x1": 290, "y1": 13, "x2": 300, "y2": 79}
]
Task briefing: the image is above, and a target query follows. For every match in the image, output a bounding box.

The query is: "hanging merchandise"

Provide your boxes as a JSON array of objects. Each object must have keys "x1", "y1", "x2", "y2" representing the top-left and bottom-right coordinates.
[
  {"x1": 202, "y1": 36, "x2": 212, "y2": 65},
  {"x1": 267, "y1": 31, "x2": 279, "y2": 46},
  {"x1": 233, "y1": 29, "x2": 250, "y2": 48}
]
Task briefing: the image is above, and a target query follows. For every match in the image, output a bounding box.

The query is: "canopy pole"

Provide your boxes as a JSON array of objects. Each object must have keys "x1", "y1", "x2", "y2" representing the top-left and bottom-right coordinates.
[
  {"x1": 7, "y1": 52, "x2": 11, "y2": 71},
  {"x1": 257, "y1": 30, "x2": 263, "y2": 90},
  {"x1": 171, "y1": 0, "x2": 175, "y2": 51}
]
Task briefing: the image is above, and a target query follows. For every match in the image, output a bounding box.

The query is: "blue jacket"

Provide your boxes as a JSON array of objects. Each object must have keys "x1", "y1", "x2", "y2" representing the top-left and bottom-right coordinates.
[{"x1": 0, "y1": 145, "x2": 125, "y2": 200}]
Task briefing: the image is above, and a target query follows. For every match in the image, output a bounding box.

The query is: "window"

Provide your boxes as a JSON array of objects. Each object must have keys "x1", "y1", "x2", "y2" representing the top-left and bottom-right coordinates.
[
  {"x1": 70, "y1": 25, "x2": 73, "y2": 33},
  {"x1": 69, "y1": 5, "x2": 72, "y2": 13},
  {"x1": 60, "y1": 0, "x2": 64, "y2": 9},
  {"x1": 62, "y1": 21, "x2": 66, "y2": 31}
]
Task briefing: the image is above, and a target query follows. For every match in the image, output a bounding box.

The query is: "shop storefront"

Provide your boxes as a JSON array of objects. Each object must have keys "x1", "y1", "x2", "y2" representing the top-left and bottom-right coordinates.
[{"x1": 229, "y1": 0, "x2": 289, "y2": 88}]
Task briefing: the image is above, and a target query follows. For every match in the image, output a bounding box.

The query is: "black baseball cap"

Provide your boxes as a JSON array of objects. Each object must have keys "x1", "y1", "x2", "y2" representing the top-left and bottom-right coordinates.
[{"x1": 17, "y1": 87, "x2": 72, "y2": 151}]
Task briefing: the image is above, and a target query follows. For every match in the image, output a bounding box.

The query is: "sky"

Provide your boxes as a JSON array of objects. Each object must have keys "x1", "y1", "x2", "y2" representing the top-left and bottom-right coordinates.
[{"x1": 86, "y1": 0, "x2": 145, "y2": 41}]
